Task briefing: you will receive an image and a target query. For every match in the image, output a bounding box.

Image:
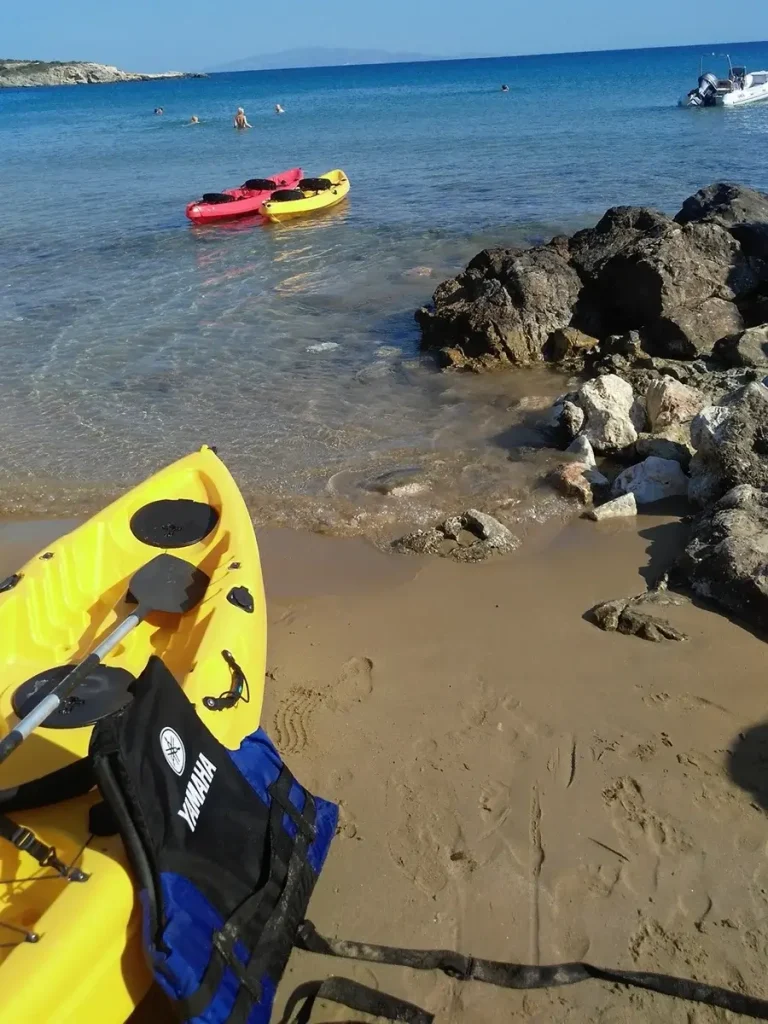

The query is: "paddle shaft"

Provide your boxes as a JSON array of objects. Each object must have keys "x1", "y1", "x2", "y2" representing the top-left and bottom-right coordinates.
[{"x1": 0, "y1": 609, "x2": 143, "y2": 766}]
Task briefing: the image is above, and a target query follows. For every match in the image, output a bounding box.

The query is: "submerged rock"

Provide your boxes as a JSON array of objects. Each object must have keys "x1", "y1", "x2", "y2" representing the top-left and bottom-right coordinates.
[
  {"x1": 393, "y1": 509, "x2": 519, "y2": 562},
  {"x1": 547, "y1": 462, "x2": 594, "y2": 505},
  {"x1": 611, "y1": 456, "x2": 689, "y2": 505}
]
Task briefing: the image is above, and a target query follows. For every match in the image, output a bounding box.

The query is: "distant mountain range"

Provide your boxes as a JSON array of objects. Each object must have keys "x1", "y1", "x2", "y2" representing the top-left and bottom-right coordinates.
[{"x1": 208, "y1": 47, "x2": 489, "y2": 72}]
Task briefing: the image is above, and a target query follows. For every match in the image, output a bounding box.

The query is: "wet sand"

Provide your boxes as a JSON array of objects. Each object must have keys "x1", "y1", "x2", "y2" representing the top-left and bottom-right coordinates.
[{"x1": 2, "y1": 516, "x2": 767, "y2": 1022}]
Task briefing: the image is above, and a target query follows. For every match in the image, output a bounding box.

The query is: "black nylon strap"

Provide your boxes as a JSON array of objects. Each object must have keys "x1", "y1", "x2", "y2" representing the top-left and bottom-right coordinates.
[
  {"x1": 0, "y1": 813, "x2": 88, "y2": 881},
  {"x1": 279, "y1": 977, "x2": 434, "y2": 1024},
  {"x1": 0, "y1": 757, "x2": 94, "y2": 812},
  {"x1": 296, "y1": 922, "x2": 768, "y2": 1021}
]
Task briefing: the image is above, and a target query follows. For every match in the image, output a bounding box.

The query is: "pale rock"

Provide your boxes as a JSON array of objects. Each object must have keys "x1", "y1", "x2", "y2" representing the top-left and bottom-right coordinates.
[
  {"x1": 579, "y1": 374, "x2": 638, "y2": 453},
  {"x1": 611, "y1": 456, "x2": 689, "y2": 504},
  {"x1": 645, "y1": 377, "x2": 705, "y2": 441},
  {"x1": 690, "y1": 403, "x2": 733, "y2": 455},
  {"x1": 585, "y1": 493, "x2": 637, "y2": 520},
  {"x1": 565, "y1": 435, "x2": 597, "y2": 468}
]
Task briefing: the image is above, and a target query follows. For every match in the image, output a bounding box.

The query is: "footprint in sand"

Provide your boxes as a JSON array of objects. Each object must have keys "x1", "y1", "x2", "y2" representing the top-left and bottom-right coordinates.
[
  {"x1": 325, "y1": 656, "x2": 374, "y2": 712},
  {"x1": 271, "y1": 656, "x2": 375, "y2": 753},
  {"x1": 386, "y1": 768, "x2": 470, "y2": 898},
  {"x1": 602, "y1": 777, "x2": 691, "y2": 896},
  {"x1": 552, "y1": 864, "x2": 621, "y2": 959},
  {"x1": 271, "y1": 686, "x2": 324, "y2": 755}
]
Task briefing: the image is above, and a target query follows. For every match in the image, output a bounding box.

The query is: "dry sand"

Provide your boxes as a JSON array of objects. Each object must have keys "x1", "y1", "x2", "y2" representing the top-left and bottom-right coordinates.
[{"x1": 2, "y1": 515, "x2": 768, "y2": 1023}]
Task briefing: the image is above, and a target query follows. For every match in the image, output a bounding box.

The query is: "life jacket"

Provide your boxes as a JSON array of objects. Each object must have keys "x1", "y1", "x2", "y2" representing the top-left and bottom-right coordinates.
[{"x1": 2, "y1": 656, "x2": 768, "y2": 1023}]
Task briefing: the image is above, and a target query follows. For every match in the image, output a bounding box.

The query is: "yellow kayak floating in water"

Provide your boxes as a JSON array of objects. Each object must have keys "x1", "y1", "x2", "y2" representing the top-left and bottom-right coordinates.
[
  {"x1": 0, "y1": 446, "x2": 266, "y2": 1023},
  {"x1": 260, "y1": 169, "x2": 350, "y2": 222}
]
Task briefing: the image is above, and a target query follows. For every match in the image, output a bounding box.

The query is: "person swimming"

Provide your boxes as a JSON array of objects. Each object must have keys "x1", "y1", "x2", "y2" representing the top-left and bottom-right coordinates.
[
  {"x1": 500, "y1": 84, "x2": 509, "y2": 92},
  {"x1": 275, "y1": 103, "x2": 285, "y2": 115},
  {"x1": 234, "y1": 107, "x2": 252, "y2": 130},
  {"x1": 189, "y1": 115, "x2": 200, "y2": 124},
  {"x1": 154, "y1": 107, "x2": 164, "y2": 114}
]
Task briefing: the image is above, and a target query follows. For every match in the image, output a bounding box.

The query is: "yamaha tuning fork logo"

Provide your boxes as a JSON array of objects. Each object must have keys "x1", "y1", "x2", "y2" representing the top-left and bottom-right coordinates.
[{"x1": 160, "y1": 727, "x2": 186, "y2": 776}]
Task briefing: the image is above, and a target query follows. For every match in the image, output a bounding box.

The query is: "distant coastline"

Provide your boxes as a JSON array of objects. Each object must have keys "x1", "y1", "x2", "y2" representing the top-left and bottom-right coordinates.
[{"x1": 0, "y1": 60, "x2": 206, "y2": 88}]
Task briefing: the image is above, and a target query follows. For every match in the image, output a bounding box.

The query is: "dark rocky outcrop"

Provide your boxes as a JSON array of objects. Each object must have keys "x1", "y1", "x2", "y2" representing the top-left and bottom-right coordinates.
[
  {"x1": 677, "y1": 484, "x2": 768, "y2": 632},
  {"x1": 416, "y1": 243, "x2": 582, "y2": 370},
  {"x1": 674, "y1": 181, "x2": 768, "y2": 265},
  {"x1": 417, "y1": 182, "x2": 768, "y2": 372}
]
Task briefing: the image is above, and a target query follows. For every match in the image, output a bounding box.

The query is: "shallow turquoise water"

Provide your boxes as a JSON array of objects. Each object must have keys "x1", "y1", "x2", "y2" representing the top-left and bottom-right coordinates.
[{"x1": 1, "y1": 43, "x2": 767, "y2": 525}]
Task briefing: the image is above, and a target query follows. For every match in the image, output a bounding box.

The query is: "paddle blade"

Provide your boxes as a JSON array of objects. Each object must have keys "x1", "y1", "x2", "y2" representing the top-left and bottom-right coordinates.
[{"x1": 128, "y1": 554, "x2": 209, "y2": 615}]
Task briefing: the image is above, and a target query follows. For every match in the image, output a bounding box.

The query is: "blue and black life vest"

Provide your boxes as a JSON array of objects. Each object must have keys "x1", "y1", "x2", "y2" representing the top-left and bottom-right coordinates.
[{"x1": 3, "y1": 656, "x2": 768, "y2": 1023}]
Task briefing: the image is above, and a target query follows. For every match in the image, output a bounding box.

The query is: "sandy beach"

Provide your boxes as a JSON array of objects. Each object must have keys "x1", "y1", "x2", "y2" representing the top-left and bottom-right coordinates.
[{"x1": 4, "y1": 510, "x2": 767, "y2": 1023}]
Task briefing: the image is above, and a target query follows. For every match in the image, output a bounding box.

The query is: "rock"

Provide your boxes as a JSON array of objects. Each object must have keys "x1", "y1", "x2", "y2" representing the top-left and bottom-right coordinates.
[
  {"x1": 713, "y1": 325, "x2": 768, "y2": 368},
  {"x1": 569, "y1": 206, "x2": 675, "y2": 279},
  {"x1": 0, "y1": 59, "x2": 202, "y2": 88},
  {"x1": 416, "y1": 243, "x2": 584, "y2": 370},
  {"x1": 544, "y1": 326, "x2": 600, "y2": 364},
  {"x1": 393, "y1": 509, "x2": 519, "y2": 561},
  {"x1": 596, "y1": 221, "x2": 754, "y2": 358},
  {"x1": 561, "y1": 400, "x2": 585, "y2": 439},
  {"x1": 579, "y1": 375, "x2": 638, "y2": 452},
  {"x1": 687, "y1": 382, "x2": 768, "y2": 506},
  {"x1": 366, "y1": 467, "x2": 428, "y2": 496},
  {"x1": 616, "y1": 607, "x2": 688, "y2": 642},
  {"x1": 645, "y1": 378, "x2": 705, "y2": 439},
  {"x1": 588, "y1": 598, "x2": 627, "y2": 631},
  {"x1": 548, "y1": 462, "x2": 594, "y2": 504},
  {"x1": 635, "y1": 434, "x2": 691, "y2": 469},
  {"x1": 462, "y1": 509, "x2": 516, "y2": 549},
  {"x1": 565, "y1": 434, "x2": 597, "y2": 468},
  {"x1": 677, "y1": 484, "x2": 768, "y2": 630},
  {"x1": 587, "y1": 597, "x2": 687, "y2": 642},
  {"x1": 612, "y1": 456, "x2": 688, "y2": 504},
  {"x1": 675, "y1": 182, "x2": 768, "y2": 265},
  {"x1": 585, "y1": 493, "x2": 637, "y2": 520}
]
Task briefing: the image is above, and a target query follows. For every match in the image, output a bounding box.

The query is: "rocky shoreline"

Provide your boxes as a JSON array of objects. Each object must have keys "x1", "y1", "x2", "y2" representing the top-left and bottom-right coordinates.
[
  {"x1": 400, "y1": 182, "x2": 768, "y2": 637},
  {"x1": 0, "y1": 60, "x2": 205, "y2": 88}
]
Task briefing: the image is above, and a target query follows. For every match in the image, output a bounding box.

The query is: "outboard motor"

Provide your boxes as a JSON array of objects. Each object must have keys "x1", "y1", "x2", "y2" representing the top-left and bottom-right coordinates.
[{"x1": 685, "y1": 72, "x2": 719, "y2": 106}]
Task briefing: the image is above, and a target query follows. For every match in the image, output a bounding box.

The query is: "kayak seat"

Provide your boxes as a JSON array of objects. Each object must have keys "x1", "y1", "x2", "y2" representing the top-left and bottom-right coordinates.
[
  {"x1": 202, "y1": 192, "x2": 237, "y2": 204},
  {"x1": 298, "y1": 177, "x2": 333, "y2": 191},
  {"x1": 130, "y1": 498, "x2": 219, "y2": 549},
  {"x1": 271, "y1": 189, "x2": 305, "y2": 202},
  {"x1": 242, "y1": 178, "x2": 277, "y2": 191}
]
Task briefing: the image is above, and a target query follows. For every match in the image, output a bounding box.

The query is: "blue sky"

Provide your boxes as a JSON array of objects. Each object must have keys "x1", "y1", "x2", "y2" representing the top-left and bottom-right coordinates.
[{"x1": 5, "y1": 0, "x2": 768, "y2": 71}]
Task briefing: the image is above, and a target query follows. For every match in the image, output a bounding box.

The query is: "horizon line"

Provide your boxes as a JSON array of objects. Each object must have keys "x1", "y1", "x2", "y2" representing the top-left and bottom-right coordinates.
[{"x1": 207, "y1": 37, "x2": 768, "y2": 75}]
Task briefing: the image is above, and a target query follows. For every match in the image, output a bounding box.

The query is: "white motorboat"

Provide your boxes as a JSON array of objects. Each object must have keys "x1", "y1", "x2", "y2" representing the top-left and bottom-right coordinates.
[{"x1": 681, "y1": 55, "x2": 768, "y2": 107}]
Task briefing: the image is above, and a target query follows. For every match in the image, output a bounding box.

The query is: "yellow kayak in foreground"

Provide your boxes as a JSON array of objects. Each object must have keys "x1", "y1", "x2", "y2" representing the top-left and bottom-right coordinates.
[
  {"x1": 260, "y1": 169, "x2": 350, "y2": 222},
  {"x1": 0, "y1": 446, "x2": 266, "y2": 1023}
]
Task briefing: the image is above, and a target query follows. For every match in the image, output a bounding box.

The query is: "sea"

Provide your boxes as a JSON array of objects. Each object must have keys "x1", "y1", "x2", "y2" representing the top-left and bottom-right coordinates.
[{"x1": 2, "y1": 42, "x2": 768, "y2": 533}]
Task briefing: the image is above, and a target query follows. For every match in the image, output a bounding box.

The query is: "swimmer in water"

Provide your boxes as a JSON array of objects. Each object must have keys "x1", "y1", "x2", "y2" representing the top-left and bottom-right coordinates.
[
  {"x1": 189, "y1": 115, "x2": 200, "y2": 124},
  {"x1": 234, "y1": 107, "x2": 252, "y2": 129},
  {"x1": 154, "y1": 107, "x2": 164, "y2": 114},
  {"x1": 275, "y1": 103, "x2": 285, "y2": 114},
  {"x1": 501, "y1": 84, "x2": 509, "y2": 93}
]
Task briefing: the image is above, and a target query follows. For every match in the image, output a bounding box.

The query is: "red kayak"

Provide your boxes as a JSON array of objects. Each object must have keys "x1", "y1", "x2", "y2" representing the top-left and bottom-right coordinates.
[{"x1": 185, "y1": 168, "x2": 303, "y2": 224}]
